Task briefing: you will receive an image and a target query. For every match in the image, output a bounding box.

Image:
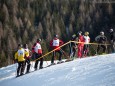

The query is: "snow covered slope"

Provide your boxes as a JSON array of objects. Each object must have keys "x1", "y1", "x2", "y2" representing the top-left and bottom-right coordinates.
[{"x1": 0, "y1": 54, "x2": 115, "y2": 86}]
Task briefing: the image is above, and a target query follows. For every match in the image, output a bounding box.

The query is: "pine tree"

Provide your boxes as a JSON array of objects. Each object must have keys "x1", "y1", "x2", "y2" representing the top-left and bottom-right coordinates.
[{"x1": 2, "y1": 4, "x2": 9, "y2": 23}]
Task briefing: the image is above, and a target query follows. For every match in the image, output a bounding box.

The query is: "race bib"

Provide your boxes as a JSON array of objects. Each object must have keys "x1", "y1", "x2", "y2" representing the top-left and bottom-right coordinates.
[
  {"x1": 53, "y1": 39, "x2": 59, "y2": 46},
  {"x1": 18, "y1": 49, "x2": 24, "y2": 57}
]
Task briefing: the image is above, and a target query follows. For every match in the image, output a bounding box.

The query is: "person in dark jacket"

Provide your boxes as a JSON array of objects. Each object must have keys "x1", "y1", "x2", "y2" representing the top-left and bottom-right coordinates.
[
  {"x1": 109, "y1": 28, "x2": 115, "y2": 53},
  {"x1": 69, "y1": 34, "x2": 77, "y2": 59},
  {"x1": 95, "y1": 31, "x2": 107, "y2": 54}
]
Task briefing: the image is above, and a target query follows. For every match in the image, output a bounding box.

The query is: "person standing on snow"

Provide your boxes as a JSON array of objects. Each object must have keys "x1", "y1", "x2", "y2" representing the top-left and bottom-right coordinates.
[
  {"x1": 34, "y1": 38, "x2": 43, "y2": 70},
  {"x1": 15, "y1": 44, "x2": 25, "y2": 77},
  {"x1": 77, "y1": 31, "x2": 85, "y2": 58},
  {"x1": 95, "y1": 31, "x2": 107, "y2": 54},
  {"x1": 23, "y1": 44, "x2": 31, "y2": 73},
  {"x1": 69, "y1": 34, "x2": 77, "y2": 60},
  {"x1": 83, "y1": 32, "x2": 90, "y2": 57},
  {"x1": 31, "y1": 43, "x2": 36, "y2": 60},
  {"x1": 50, "y1": 34, "x2": 64, "y2": 64},
  {"x1": 109, "y1": 28, "x2": 115, "y2": 53}
]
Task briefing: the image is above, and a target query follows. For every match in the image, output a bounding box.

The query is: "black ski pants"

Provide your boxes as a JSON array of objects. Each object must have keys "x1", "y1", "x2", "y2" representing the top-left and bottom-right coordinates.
[
  {"x1": 51, "y1": 50, "x2": 62, "y2": 64},
  {"x1": 83, "y1": 44, "x2": 89, "y2": 56},
  {"x1": 34, "y1": 53, "x2": 43, "y2": 69},
  {"x1": 17, "y1": 61, "x2": 25, "y2": 76},
  {"x1": 97, "y1": 45, "x2": 106, "y2": 54},
  {"x1": 25, "y1": 59, "x2": 31, "y2": 73}
]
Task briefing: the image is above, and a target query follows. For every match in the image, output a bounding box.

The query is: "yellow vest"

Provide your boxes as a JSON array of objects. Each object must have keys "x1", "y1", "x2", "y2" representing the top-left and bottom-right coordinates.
[{"x1": 15, "y1": 48, "x2": 25, "y2": 62}]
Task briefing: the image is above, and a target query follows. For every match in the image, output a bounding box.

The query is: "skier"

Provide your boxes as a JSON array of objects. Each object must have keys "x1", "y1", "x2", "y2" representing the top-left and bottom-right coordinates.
[
  {"x1": 69, "y1": 34, "x2": 77, "y2": 60},
  {"x1": 83, "y1": 32, "x2": 90, "y2": 57},
  {"x1": 15, "y1": 44, "x2": 25, "y2": 77},
  {"x1": 50, "y1": 34, "x2": 64, "y2": 64},
  {"x1": 34, "y1": 38, "x2": 43, "y2": 70},
  {"x1": 23, "y1": 44, "x2": 31, "y2": 73},
  {"x1": 77, "y1": 31, "x2": 85, "y2": 58},
  {"x1": 95, "y1": 31, "x2": 107, "y2": 54},
  {"x1": 109, "y1": 28, "x2": 115, "y2": 53}
]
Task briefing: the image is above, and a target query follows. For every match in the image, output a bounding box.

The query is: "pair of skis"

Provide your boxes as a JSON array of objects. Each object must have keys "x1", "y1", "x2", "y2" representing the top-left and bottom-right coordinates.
[{"x1": 46, "y1": 59, "x2": 72, "y2": 67}]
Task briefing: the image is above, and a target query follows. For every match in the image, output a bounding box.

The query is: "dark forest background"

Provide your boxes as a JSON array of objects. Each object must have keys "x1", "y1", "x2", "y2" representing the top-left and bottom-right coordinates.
[{"x1": 0, "y1": 0, "x2": 115, "y2": 67}]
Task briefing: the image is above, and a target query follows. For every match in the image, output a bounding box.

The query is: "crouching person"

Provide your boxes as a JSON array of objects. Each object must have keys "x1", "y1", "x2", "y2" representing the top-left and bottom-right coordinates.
[
  {"x1": 15, "y1": 44, "x2": 25, "y2": 77},
  {"x1": 34, "y1": 38, "x2": 43, "y2": 70},
  {"x1": 24, "y1": 44, "x2": 31, "y2": 73}
]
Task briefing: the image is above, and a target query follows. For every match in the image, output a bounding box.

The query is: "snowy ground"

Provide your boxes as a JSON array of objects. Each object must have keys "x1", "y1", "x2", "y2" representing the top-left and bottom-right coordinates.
[{"x1": 0, "y1": 54, "x2": 115, "y2": 86}]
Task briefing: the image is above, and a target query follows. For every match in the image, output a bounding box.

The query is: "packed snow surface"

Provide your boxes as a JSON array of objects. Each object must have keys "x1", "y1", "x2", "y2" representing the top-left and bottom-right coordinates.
[{"x1": 0, "y1": 54, "x2": 115, "y2": 86}]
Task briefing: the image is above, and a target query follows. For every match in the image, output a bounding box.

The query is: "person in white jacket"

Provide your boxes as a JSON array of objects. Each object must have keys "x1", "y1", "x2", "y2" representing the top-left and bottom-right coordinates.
[
  {"x1": 34, "y1": 38, "x2": 43, "y2": 70},
  {"x1": 83, "y1": 32, "x2": 90, "y2": 57}
]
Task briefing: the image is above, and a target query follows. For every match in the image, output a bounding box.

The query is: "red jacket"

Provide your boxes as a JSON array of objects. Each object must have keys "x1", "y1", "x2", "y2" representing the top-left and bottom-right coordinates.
[
  {"x1": 78, "y1": 35, "x2": 85, "y2": 47},
  {"x1": 50, "y1": 38, "x2": 64, "y2": 51}
]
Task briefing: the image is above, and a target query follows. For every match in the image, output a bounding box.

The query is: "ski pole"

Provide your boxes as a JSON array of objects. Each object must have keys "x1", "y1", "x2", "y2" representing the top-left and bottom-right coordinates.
[
  {"x1": 15, "y1": 63, "x2": 18, "y2": 76},
  {"x1": 60, "y1": 49, "x2": 70, "y2": 60},
  {"x1": 70, "y1": 52, "x2": 74, "y2": 58}
]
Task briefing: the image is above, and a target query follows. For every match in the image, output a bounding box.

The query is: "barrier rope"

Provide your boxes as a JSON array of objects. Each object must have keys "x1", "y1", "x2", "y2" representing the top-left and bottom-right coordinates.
[
  {"x1": 32, "y1": 41, "x2": 110, "y2": 62},
  {"x1": 32, "y1": 41, "x2": 71, "y2": 62},
  {"x1": 71, "y1": 41, "x2": 110, "y2": 45}
]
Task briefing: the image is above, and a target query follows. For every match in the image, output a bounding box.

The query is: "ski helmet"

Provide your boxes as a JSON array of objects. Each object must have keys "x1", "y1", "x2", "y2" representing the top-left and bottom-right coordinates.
[
  {"x1": 100, "y1": 31, "x2": 104, "y2": 35},
  {"x1": 85, "y1": 32, "x2": 89, "y2": 36},
  {"x1": 23, "y1": 44, "x2": 28, "y2": 48},
  {"x1": 110, "y1": 29, "x2": 113, "y2": 32},
  {"x1": 18, "y1": 44, "x2": 23, "y2": 48},
  {"x1": 54, "y1": 34, "x2": 58, "y2": 38},
  {"x1": 72, "y1": 34, "x2": 76, "y2": 38},
  {"x1": 78, "y1": 31, "x2": 82, "y2": 35},
  {"x1": 37, "y1": 38, "x2": 41, "y2": 42}
]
